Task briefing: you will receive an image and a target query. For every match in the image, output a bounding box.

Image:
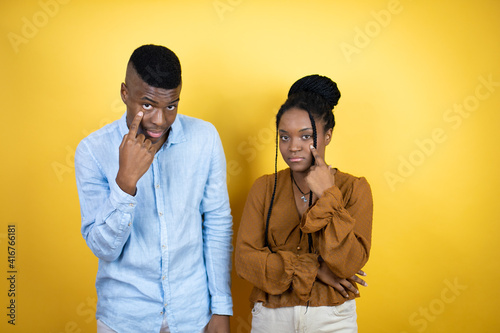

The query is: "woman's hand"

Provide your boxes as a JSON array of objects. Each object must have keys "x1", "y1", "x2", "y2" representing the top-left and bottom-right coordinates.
[
  {"x1": 316, "y1": 260, "x2": 367, "y2": 298},
  {"x1": 305, "y1": 145, "x2": 335, "y2": 198}
]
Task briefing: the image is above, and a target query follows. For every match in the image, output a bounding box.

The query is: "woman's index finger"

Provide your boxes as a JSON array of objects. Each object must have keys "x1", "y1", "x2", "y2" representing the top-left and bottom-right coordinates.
[{"x1": 309, "y1": 145, "x2": 326, "y2": 166}]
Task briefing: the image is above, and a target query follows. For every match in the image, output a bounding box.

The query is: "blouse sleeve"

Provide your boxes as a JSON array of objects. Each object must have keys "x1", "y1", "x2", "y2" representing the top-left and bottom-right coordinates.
[
  {"x1": 300, "y1": 177, "x2": 373, "y2": 279},
  {"x1": 235, "y1": 177, "x2": 319, "y2": 301}
]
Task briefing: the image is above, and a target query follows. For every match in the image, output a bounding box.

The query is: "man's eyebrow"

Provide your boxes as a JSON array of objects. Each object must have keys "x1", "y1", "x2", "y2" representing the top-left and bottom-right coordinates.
[
  {"x1": 140, "y1": 97, "x2": 180, "y2": 105},
  {"x1": 141, "y1": 97, "x2": 158, "y2": 104}
]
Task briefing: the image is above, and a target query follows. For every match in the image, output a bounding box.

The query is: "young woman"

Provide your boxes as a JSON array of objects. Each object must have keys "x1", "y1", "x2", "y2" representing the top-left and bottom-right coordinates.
[{"x1": 235, "y1": 75, "x2": 373, "y2": 332}]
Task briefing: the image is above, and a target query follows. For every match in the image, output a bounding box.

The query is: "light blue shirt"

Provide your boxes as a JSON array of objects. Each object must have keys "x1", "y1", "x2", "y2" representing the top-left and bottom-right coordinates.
[{"x1": 75, "y1": 113, "x2": 233, "y2": 333}]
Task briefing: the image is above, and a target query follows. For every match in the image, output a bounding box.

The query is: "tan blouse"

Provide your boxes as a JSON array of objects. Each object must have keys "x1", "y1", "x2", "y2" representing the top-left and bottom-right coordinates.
[{"x1": 235, "y1": 168, "x2": 373, "y2": 308}]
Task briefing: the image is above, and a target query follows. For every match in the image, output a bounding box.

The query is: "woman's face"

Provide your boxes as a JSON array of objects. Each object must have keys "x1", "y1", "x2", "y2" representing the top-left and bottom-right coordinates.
[{"x1": 278, "y1": 107, "x2": 332, "y2": 173}]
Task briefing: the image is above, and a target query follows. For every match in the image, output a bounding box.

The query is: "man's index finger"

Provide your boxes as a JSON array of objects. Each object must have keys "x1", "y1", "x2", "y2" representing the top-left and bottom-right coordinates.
[{"x1": 128, "y1": 111, "x2": 143, "y2": 137}]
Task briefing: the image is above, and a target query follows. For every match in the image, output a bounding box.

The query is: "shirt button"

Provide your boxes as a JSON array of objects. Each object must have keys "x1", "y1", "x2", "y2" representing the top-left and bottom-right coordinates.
[
  {"x1": 162, "y1": 245, "x2": 166, "y2": 248},
  {"x1": 162, "y1": 276, "x2": 166, "y2": 280},
  {"x1": 159, "y1": 212, "x2": 163, "y2": 216},
  {"x1": 156, "y1": 184, "x2": 160, "y2": 188},
  {"x1": 160, "y1": 311, "x2": 163, "y2": 315},
  {"x1": 128, "y1": 223, "x2": 132, "y2": 226},
  {"x1": 129, "y1": 203, "x2": 134, "y2": 207},
  {"x1": 297, "y1": 246, "x2": 301, "y2": 250}
]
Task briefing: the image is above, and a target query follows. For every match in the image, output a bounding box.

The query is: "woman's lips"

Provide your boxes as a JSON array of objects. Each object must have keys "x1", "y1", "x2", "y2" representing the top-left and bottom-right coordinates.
[{"x1": 289, "y1": 157, "x2": 305, "y2": 162}]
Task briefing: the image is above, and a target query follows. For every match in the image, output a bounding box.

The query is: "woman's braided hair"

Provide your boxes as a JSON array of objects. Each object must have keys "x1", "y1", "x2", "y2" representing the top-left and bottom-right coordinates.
[{"x1": 264, "y1": 75, "x2": 341, "y2": 252}]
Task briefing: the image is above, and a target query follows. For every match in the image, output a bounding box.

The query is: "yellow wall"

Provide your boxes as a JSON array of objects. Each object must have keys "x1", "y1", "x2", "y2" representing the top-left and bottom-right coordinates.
[{"x1": 1, "y1": 0, "x2": 499, "y2": 332}]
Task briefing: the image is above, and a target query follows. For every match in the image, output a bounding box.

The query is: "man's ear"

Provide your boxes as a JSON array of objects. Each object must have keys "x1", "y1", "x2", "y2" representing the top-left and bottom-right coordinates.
[{"x1": 120, "y1": 82, "x2": 128, "y2": 104}]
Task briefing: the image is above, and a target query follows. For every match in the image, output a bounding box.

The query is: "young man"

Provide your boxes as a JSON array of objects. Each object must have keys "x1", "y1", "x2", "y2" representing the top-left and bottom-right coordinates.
[{"x1": 75, "y1": 45, "x2": 232, "y2": 333}]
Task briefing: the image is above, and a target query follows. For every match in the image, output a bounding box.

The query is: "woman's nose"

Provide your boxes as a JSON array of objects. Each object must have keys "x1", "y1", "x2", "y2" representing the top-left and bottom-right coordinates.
[{"x1": 289, "y1": 139, "x2": 302, "y2": 151}]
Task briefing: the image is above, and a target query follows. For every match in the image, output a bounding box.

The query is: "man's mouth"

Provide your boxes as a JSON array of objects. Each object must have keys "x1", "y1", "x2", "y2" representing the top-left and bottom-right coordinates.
[{"x1": 145, "y1": 129, "x2": 165, "y2": 138}]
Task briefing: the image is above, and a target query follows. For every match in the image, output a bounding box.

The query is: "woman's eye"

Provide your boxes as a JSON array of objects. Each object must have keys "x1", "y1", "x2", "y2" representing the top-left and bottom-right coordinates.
[
  {"x1": 280, "y1": 136, "x2": 289, "y2": 141},
  {"x1": 143, "y1": 104, "x2": 153, "y2": 111},
  {"x1": 302, "y1": 135, "x2": 311, "y2": 140}
]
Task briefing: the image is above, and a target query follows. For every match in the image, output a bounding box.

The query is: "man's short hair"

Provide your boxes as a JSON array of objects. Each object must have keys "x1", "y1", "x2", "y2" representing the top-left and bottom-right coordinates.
[{"x1": 129, "y1": 44, "x2": 182, "y2": 90}]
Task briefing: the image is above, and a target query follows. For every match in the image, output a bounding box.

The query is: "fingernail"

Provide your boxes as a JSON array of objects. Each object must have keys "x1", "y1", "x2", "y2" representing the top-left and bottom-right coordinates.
[
  {"x1": 138, "y1": 111, "x2": 143, "y2": 116},
  {"x1": 310, "y1": 145, "x2": 314, "y2": 149}
]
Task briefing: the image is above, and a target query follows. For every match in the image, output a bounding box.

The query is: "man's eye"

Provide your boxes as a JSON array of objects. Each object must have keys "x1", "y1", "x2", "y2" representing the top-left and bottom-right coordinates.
[
  {"x1": 143, "y1": 104, "x2": 153, "y2": 110},
  {"x1": 166, "y1": 105, "x2": 177, "y2": 111}
]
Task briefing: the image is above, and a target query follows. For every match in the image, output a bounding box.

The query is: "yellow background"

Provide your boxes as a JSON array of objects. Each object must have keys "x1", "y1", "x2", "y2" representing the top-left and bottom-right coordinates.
[{"x1": 1, "y1": 0, "x2": 499, "y2": 332}]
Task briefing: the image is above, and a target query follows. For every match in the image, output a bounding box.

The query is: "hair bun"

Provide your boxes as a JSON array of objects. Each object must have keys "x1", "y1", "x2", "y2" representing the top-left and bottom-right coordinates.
[{"x1": 288, "y1": 74, "x2": 341, "y2": 109}]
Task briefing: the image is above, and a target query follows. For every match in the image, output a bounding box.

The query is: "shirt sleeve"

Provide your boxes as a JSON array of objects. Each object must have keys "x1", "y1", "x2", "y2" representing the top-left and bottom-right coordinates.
[
  {"x1": 200, "y1": 128, "x2": 233, "y2": 316},
  {"x1": 235, "y1": 177, "x2": 320, "y2": 302},
  {"x1": 301, "y1": 177, "x2": 373, "y2": 279},
  {"x1": 75, "y1": 140, "x2": 136, "y2": 262}
]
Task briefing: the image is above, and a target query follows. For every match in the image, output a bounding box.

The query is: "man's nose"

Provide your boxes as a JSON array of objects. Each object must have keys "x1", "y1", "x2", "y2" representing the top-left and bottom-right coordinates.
[{"x1": 150, "y1": 108, "x2": 165, "y2": 126}]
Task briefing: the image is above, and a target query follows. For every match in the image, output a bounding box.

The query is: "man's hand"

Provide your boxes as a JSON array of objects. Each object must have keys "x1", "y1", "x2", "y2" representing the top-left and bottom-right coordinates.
[
  {"x1": 305, "y1": 145, "x2": 335, "y2": 198},
  {"x1": 115, "y1": 112, "x2": 156, "y2": 195},
  {"x1": 206, "y1": 314, "x2": 230, "y2": 333},
  {"x1": 316, "y1": 260, "x2": 367, "y2": 298}
]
